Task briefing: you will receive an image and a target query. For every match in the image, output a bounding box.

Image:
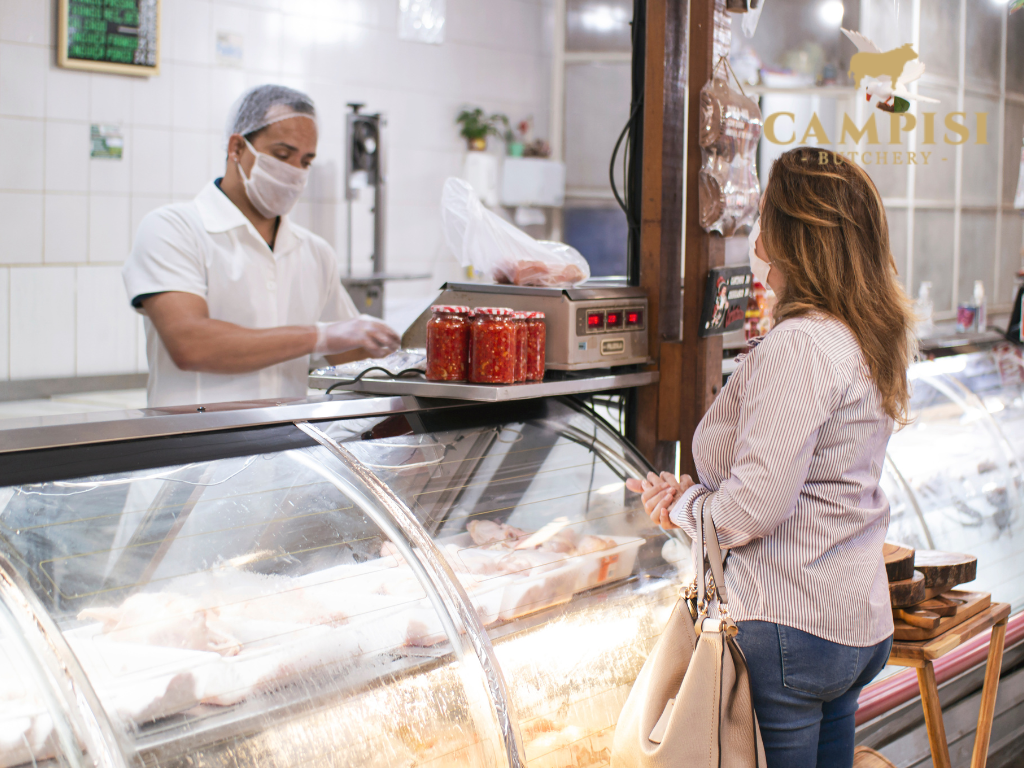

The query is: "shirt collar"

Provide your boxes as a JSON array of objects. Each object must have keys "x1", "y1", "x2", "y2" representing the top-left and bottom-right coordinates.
[
  {"x1": 194, "y1": 179, "x2": 305, "y2": 256},
  {"x1": 195, "y1": 180, "x2": 249, "y2": 233}
]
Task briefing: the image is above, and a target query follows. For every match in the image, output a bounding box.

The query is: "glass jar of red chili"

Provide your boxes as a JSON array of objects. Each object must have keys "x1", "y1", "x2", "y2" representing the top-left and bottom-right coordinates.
[
  {"x1": 469, "y1": 308, "x2": 516, "y2": 384},
  {"x1": 512, "y1": 312, "x2": 528, "y2": 382},
  {"x1": 426, "y1": 305, "x2": 471, "y2": 381},
  {"x1": 525, "y1": 311, "x2": 546, "y2": 381}
]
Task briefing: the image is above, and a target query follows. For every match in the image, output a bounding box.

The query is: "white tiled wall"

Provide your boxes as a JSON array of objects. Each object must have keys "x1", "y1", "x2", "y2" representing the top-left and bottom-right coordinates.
[{"x1": 0, "y1": 0, "x2": 553, "y2": 381}]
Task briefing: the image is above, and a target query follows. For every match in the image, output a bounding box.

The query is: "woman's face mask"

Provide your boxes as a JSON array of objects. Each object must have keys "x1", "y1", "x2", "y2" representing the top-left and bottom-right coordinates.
[
  {"x1": 748, "y1": 218, "x2": 771, "y2": 289},
  {"x1": 237, "y1": 139, "x2": 309, "y2": 218}
]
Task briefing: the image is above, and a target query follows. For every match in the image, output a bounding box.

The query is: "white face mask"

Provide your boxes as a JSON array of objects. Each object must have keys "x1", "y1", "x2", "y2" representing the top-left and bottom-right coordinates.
[
  {"x1": 236, "y1": 139, "x2": 309, "y2": 218},
  {"x1": 748, "y1": 218, "x2": 771, "y2": 289}
]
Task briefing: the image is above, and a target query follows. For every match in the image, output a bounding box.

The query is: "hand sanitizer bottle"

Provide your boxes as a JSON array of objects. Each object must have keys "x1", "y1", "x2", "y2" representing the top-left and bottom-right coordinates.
[
  {"x1": 974, "y1": 280, "x2": 986, "y2": 332},
  {"x1": 916, "y1": 281, "x2": 934, "y2": 337}
]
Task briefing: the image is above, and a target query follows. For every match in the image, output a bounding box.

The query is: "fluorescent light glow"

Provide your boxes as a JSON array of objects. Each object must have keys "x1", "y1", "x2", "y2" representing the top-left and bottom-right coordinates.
[
  {"x1": 984, "y1": 396, "x2": 1006, "y2": 414},
  {"x1": 580, "y1": 4, "x2": 630, "y2": 33},
  {"x1": 819, "y1": 0, "x2": 845, "y2": 26},
  {"x1": 908, "y1": 355, "x2": 968, "y2": 381}
]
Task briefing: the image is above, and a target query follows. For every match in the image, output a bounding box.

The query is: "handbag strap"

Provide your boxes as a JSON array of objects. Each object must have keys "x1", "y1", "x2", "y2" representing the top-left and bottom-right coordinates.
[
  {"x1": 692, "y1": 494, "x2": 730, "y2": 609},
  {"x1": 703, "y1": 503, "x2": 728, "y2": 606},
  {"x1": 694, "y1": 494, "x2": 707, "y2": 608}
]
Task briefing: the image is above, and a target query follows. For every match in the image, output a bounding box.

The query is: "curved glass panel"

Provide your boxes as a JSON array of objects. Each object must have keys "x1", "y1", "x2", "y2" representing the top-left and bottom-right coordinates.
[
  {"x1": 0, "y1": 602, "x2": 72, "y2": 768},
  {"x1": 0, "y1": 430, "x2": 504, "y2": 768},
  {"x1": 326, "y1": 398, "x2": 687, "y2": 767},
  {"x1": 887, "y1": 354, "x2": 1024, "y2": 608}
]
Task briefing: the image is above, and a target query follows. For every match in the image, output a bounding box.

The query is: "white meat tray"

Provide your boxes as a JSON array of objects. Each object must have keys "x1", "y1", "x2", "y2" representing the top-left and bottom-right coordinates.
[{"x1": 438, "y1": 533, "x2": 644, "y2": 624}]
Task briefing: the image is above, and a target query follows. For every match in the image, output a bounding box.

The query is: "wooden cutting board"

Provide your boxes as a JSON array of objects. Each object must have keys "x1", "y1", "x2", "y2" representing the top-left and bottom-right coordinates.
[
  {"x1": 917, "y1": 594, "x2": 962, "y2": 617},
  {"x1": 883, "y1": 541, "x2": 915, "y2": 582},
  {"x1": 889, "y1": 570, "x2": 925, "y2": 608},
  {"x1": 892, "y1": 594, "x2": 969, "y2": 628},
  {"x1": 893, "y1": 605, "x2": 941, "y2": 630},
  {"x1": 913, "y1": 550, "x2": 977, "y2": 588},
  {"x1": 892, "y1": 590, "x2": 991, "y2": 641}
]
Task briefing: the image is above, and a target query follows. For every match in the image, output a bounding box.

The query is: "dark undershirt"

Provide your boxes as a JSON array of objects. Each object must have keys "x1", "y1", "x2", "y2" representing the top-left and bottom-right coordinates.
[{"x1": 131, "y1": 178, "x2": 278, "y2": 309}]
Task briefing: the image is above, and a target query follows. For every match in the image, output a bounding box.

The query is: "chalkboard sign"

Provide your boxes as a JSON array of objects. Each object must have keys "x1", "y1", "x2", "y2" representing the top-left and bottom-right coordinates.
[{"x1": 58, "y1": 0, "x2": 160, "y2": 77}]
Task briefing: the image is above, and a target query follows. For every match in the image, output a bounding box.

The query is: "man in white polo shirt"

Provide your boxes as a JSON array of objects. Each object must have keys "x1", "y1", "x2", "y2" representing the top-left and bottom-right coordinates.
[{"x1": 123, "y1": 85, "x2": 399, "y2": 407}]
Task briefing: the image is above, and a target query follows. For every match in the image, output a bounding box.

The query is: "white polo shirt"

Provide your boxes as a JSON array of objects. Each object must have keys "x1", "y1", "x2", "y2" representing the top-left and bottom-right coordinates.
[{"x1": 123, "y1": 180, "x2": 357, "y2": 407}]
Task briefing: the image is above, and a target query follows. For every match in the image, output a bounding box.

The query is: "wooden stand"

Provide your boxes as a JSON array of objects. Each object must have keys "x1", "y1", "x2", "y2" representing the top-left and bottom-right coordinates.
[{"x1": 887, "y1": 602, "x2": 1010, "y2": 768}]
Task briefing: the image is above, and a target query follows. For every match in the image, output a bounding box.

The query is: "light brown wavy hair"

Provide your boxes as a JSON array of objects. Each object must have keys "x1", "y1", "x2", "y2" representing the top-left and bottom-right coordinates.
[{"x1": 759, "y1": 146, "x2": 917, "y2": 427}]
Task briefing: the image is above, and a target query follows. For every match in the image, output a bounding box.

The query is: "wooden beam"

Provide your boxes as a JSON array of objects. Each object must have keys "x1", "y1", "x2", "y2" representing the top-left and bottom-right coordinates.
[
  {"x1": 634, "y1": 0, "x2": 687, "y2": 471},
  {"x1": 680, "y1": 0, "x2": 725, "y2": 479}
]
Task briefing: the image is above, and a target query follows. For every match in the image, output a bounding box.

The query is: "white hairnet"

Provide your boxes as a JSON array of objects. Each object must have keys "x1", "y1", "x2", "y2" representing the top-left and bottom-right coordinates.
[{"x1": 225, "y1": 84, "x2": 317, "y2": 142}]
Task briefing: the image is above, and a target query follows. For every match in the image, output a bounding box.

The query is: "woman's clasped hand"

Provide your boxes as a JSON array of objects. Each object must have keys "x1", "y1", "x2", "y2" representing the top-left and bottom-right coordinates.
[{"x1": 625, "y1": 472, "x2": 695, "y2": 530}]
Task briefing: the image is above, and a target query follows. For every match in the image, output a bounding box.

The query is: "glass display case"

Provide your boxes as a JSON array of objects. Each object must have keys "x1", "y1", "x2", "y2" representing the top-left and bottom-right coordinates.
[
  {"x1": 884, "y1": 344, "x2": 1024, "y2": 610},
  {"x1": 0, "y1": 397, "x2": 690, "y2": 768}
]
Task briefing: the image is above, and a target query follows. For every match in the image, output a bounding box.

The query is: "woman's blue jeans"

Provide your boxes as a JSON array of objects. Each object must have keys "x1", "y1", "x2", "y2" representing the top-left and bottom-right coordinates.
[{"x1": 734, "y1": 620, "x2": 893, "y2": 768}]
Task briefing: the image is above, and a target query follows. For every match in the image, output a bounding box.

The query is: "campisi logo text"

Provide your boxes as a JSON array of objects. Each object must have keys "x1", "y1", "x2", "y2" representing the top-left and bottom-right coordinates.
[
  {"x1": 762, "y1": 111, "x2": 988, "y2": 165},
  {"x1": 776, "y1": 29, "x2": 986, "y2": 165}
]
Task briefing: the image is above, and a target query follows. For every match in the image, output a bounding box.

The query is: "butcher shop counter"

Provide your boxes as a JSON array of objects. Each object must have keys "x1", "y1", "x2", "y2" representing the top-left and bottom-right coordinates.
[{"x1": 0, "y1": 394, "x2": 691, "y2": 768}]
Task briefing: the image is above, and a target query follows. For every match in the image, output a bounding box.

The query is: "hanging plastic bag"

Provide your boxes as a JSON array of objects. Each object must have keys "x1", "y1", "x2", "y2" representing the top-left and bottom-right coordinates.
[
  {"x1": 441, "y1": 177, "x2": 590, "y2": 287},
  {"x1": 742, "y1": 0, "x2": 766, "y2": 38},
  {"x1": 698, "y1": 58, "x2": 763, "y2": 237}
]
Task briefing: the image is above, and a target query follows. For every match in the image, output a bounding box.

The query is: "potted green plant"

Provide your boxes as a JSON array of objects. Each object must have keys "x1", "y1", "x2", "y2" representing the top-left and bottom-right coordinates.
[{"x1": 456, "y1": 108, "x2": 509, "y2": 151}]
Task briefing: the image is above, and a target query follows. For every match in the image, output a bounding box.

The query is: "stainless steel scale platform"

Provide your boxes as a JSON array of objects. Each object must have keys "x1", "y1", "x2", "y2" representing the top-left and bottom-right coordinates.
[{"x1": 308, "y1": 369, "x2": 659, "y2": 402}]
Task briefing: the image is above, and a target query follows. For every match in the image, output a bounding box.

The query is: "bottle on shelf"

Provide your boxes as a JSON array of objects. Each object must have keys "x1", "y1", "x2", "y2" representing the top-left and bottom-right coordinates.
[
  {"x1": 974, "y1": 280, "x2": 987, "y2": 332},
  {"x1": 916, "y1": 281, "x2": 934, "y2": 338}
]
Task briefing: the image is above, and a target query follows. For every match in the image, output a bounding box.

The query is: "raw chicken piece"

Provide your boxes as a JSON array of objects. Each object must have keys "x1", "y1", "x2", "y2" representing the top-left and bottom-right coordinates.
[
  {"x1": 496, "y1": 260, "x2": 588, "y2": 288},
  {"x1": 499, "y1": 549, "x2": 563, "y2": 572},
  {"x1": 453, "y1": 547, "x2": 521, "y2": 577},
  {"x1": 576, "y1": 535, "x2": 617, "y2": 555},
  {"x1": 172, "y1": 568, "x2": 349, "y2": 627},
  {"x1": 539, "y1": 528, "x2": 578, "y2": 554},
  {"x1": 466, "y1": 519, "x2": 529, "y2": 546},
  {"x1": 466, "y1": 519, "x2": 507, "y2": 545},
  {"x1": 79, "y1": 592, "x2": 242, "y2": 656}
]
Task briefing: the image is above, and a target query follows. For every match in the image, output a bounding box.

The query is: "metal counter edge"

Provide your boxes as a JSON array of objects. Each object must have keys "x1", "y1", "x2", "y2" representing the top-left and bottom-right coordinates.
[{"x1": 0, "y1": 395, "x2": 467, "y2": 455}]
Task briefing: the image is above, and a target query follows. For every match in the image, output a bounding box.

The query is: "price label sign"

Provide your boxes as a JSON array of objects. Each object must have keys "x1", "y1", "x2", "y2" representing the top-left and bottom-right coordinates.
[{"x1": 58, "y1": 0, "x2": 160, "y2": 77}]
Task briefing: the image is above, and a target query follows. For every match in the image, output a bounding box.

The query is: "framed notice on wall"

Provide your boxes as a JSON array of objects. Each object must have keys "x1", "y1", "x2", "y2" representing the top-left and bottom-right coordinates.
[{"x1": 58, "y1": 0, "x2": 160, "y2": 77}]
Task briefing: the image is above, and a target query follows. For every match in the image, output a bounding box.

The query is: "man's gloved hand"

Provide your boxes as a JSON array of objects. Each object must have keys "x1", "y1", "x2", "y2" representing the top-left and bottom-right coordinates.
[{"x1": 314, "y1": 315, "x2": 400, "y2": 358}]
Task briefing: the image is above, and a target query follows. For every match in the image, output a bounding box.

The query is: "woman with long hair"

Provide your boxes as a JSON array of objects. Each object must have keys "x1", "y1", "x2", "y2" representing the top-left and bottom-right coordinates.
[{"x1": 628, "y1": 146, "x2": 916, "y2": 768}]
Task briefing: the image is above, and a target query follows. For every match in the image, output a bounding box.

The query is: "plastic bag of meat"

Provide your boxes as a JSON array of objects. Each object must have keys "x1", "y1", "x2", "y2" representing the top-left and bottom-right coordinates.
[{"x1": 441, "y1": 177, "x2": 590, "y2": 287}]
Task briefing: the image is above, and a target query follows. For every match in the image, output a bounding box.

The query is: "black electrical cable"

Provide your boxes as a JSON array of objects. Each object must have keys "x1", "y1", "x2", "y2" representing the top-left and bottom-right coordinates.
[
  {"x1": 609, "y1": 99, "x2": 642, "y2": 219},
  {"x1": 324, "y1": 367, "x2": 424, "y2": 395}
]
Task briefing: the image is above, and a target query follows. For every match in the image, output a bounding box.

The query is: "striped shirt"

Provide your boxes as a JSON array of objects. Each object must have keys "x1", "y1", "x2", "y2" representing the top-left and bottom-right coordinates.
[{"x1": 669, "y1": 312, "x2": 894, "y2": 647}]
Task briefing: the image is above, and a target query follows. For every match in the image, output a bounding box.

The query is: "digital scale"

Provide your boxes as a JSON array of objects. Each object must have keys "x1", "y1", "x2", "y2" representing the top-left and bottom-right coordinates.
[{"x1": 404, "y1": 282, "x2": 650, "y2": 371}]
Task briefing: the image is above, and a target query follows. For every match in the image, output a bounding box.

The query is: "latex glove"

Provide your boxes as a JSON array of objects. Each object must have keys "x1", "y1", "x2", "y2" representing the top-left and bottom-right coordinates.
[
  {"x1": 314, "y1": 315, "x2": 400, "y2": 358},
  {"x1": 625, "y1": 472, "x2": 695, "y2": 530}
]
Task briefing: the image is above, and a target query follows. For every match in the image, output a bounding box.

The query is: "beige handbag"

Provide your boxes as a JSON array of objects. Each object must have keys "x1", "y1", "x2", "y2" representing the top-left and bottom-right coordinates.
[{"x1": 612, "y1": 499, "x2": 767, "y2": 768}]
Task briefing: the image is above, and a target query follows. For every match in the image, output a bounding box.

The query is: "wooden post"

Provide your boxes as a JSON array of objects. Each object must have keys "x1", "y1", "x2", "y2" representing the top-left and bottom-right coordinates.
[
  {"x1": 633, "y1": 0, "x2": 688, "y2": 471},
  {"x1": 971, "y1": 619, "x2": 1008, "y2": 768},
  {"x1": 679, "y1": 0, "x2": 726, "y2": 478},
  {"x1": 917, "y1": 661, "x2": 953, "y2": 768}
]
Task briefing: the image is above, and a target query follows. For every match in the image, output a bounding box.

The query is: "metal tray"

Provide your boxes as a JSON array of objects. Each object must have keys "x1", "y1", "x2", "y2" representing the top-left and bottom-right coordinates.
[{"x1": 308, "y1": 369, "x2": 659, "y2": 402}]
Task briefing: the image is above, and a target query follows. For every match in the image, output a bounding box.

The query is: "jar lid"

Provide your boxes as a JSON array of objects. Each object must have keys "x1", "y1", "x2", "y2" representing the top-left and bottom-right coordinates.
[
  {"x1": 431, "y1": 305, "x2": 471, "y2": 314},
  {"x1": 474, "y1": 307, "x2": 514, "y2": 316},
  {"x1": 512, "y1": 312, "x2": 528, "y2": 319},
  {"x1": 525, "y1": 311, "x2": 546, "y2": 319}
]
